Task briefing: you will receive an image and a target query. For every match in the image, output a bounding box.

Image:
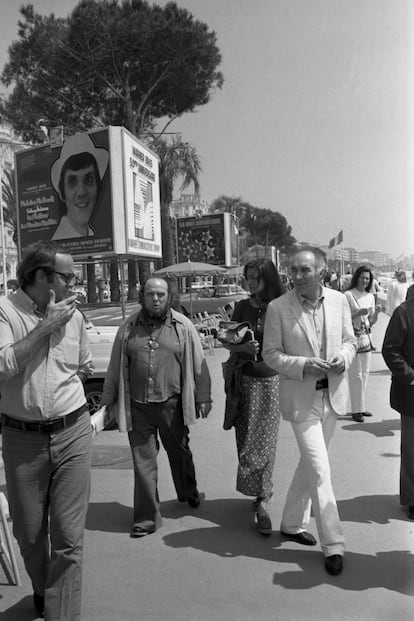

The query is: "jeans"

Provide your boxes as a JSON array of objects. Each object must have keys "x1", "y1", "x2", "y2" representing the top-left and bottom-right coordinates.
[{"x1": 2, "y1": 409, "x2": 92, "y2": 621}]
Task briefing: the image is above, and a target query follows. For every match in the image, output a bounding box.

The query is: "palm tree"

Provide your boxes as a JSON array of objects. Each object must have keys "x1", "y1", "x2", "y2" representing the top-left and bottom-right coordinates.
[
  {"x1": 154, "y1": 136, "x2": 201, "y2": 267},
  {"x1": 1, "y1": 168, "x2": 18, "y2": 243}
]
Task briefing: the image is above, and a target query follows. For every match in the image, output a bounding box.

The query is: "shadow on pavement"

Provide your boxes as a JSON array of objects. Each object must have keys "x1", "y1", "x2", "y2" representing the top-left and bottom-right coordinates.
[
  {"x1": 86, "y1": 501, "x2": 131, "y2": 533},
  {"x1": 337, "y1": 493, "x2": 405, "y2": 524},
  {"x1": 271, "y1": 548, "x2": 414, "y2": 594},
  {"x1": 341, "y1": 418, "x2": 400, "y2": 437},
  {"x1": 0, "y1": 595, "x2": 37, "y2": 621}
]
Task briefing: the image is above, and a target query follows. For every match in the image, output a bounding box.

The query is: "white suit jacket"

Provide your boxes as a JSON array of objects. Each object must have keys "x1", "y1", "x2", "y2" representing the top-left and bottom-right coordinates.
[{"x1": 262, "y1": 287, "x2": 356, "y2": 422}]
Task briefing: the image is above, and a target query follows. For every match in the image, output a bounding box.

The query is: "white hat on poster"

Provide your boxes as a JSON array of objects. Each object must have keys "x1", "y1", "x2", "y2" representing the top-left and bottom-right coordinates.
[{"x1": 50, "y1": 133, "x2": 109, "y2": 199}]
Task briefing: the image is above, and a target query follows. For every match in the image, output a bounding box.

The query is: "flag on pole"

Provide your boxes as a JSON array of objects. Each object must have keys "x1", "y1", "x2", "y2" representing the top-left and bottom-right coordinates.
[{"x1": 328, "y1": 230, "x2": 343, "y2": 248}]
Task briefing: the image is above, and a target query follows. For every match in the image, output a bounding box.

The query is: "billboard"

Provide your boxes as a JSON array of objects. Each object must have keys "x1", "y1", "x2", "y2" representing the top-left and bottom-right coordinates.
[
  {"x1": 15, "y1": 126, "x2": 162, "y2": 259},
  {"x1": 176, "y1": 213, "x2": 239, "y2": 266}
]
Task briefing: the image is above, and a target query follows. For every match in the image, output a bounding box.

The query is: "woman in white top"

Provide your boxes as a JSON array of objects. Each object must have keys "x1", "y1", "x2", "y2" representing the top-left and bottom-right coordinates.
[
  {"x1": 386, "y1": 270, "x2": 409, "y2": 316},
  {"x1": 345, "y1": 266, "x2": 381, "y2": 422}
]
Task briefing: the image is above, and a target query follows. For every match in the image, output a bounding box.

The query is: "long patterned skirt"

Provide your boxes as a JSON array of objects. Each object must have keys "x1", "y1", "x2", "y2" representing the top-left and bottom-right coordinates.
[{"x1": 234, "y1": 374, "x2": 281, "y2": 500}]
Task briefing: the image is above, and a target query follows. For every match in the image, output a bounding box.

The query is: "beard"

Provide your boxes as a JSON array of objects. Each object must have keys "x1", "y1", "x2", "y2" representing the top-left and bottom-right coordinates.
[{"x1": 142, "y1": 301, "x2": 170, "y2": 321}]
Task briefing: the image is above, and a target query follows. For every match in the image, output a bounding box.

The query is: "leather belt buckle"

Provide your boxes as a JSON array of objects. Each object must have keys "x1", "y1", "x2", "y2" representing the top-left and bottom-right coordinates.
[
  {"x1": 315, "y1": 378, "x2": 328, "y2": 390},
  {"x1": 2, "y1": 406, "x2": 86, "y2": 433}
]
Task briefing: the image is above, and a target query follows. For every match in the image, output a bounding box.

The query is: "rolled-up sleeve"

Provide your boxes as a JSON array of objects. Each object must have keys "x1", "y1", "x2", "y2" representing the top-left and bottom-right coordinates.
[
  {"x1": 78, "y1": 317, "x2": 94, "y2": 380},
  {"x1": 0, "y1": 310, "x2": 20, "y2": 380}
]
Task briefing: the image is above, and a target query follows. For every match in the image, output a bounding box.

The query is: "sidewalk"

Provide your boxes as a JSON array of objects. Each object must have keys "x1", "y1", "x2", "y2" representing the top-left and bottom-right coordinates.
[{"x1": 1, "y1": 312, "x2": 413, "y2": 620}]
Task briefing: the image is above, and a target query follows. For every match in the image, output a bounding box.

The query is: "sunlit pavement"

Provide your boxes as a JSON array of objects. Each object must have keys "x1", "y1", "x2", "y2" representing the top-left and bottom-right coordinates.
[{"x1": 1, "y1": 312, "x2": 413, "y2": 620}]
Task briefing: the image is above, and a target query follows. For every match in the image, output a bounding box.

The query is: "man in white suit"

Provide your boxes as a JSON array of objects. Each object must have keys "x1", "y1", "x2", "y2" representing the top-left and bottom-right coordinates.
[{"x1": 263, "y1": 247, "x2": 356, "y2": 576}]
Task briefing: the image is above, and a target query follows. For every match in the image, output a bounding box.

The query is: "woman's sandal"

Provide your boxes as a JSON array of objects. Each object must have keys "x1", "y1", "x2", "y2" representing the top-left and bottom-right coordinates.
[{"x1": 256, "y1": 510, "x2": 272, "y2": 536}]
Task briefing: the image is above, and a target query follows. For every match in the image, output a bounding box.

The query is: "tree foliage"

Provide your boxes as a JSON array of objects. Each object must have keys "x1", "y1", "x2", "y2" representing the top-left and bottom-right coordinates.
[
  {"x1": 210, "y1": 194, "x2": 296, "y2": 254},
  {"x1": 1, "y1": 1, "x2": 223, "y2": 141},
  {"x1": 241, "y1": 206, "x2": 295, "y2": 251}
]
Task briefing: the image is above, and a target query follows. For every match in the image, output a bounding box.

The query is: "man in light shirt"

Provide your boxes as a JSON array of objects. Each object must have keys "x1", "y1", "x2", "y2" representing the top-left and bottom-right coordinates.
[{"x1": 0, "y1": 241, "x2": 93, "y2": 620}]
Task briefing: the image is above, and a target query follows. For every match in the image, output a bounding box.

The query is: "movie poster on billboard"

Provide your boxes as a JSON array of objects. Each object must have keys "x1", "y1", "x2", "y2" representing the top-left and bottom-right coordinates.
[
  {"x1": 176, "y1": 213, "x2": 239, "y2": 266},
  {"x1": 16, "y1": 129, "x2": 113, "y2": 256},
  {"x1": 122, "y1": 130, "x2": 162, "y2": 258}
]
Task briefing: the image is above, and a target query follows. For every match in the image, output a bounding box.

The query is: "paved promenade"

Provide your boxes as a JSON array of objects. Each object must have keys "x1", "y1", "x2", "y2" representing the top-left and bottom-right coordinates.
[{"x1": 1, "y1": 312, "x2": 413, "y2": 620}]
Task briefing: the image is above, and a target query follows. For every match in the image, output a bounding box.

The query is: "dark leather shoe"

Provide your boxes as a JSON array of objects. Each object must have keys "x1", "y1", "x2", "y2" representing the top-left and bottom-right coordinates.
[
  {"x1": 281, "y1": 530, "x2": 317, "y2": 546},
  {"x1": 325, "y1": 554, "x2": 343, "y2": 575},
  {"x1": 187, "y1": 491, "x2": 200, "y2": 508},
  {"x1": 407, "y1": 506, "x2": 414, "y2": 520},
  {"x1": 33, "y1": 593, "x2": 45, "y2": 617},
  {"x1": 362, "y1": 411, "x2": 373, "y2": 417},
  {"x1": 352, "y1": 412, "x2": 364, "y2": 422}
]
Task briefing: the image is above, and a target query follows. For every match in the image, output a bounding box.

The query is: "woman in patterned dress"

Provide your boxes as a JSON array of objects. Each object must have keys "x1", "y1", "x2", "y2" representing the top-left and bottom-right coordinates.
[{"x1": 224, "y1": 259, "x2": 285, "y2": 535}]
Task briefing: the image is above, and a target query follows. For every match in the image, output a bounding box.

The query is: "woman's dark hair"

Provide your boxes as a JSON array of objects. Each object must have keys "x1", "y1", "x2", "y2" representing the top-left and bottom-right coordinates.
[
  {"x1": 58, "y1": 152, "x2": 102, "y2": 215},
  {"x1": 244, "y1": 259, "x2": 285, "y2": 304},
  {"x1": 348, "y1": 265, "x2": 373, "y2": 292},
  {"x1": 17, "y1": 241, "x2": 67, "y2": 288}
]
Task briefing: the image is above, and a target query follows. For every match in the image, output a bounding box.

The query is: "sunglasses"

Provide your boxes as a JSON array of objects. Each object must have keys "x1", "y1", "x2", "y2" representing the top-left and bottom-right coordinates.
[{"x1": 53, "y1": 270, "x2": 76, "y2": 284}]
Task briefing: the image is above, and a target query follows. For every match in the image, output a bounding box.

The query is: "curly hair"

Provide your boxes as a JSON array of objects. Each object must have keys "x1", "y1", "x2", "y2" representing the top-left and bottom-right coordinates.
[{"x1": 17, "y1": 241, "x2": 67, "y2": 288}]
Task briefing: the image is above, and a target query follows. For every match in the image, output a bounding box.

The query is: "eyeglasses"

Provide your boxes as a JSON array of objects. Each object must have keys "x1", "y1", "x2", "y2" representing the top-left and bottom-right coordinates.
[{"x1": 52, "y1": 270, "x2": 76, "y2": 284}]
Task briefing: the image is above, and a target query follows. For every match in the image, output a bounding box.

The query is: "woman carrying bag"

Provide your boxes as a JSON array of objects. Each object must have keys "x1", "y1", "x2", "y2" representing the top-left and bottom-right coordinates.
[
  {"x1": 344, "y1": 265, "x2": 381, "y2": 422},
  {"x1": 222, "y1": 259, "x2": 285, "y2": 536}
]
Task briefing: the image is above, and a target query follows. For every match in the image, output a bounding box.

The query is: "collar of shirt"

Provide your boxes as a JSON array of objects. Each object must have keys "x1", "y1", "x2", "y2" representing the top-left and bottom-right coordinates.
[
  {"x1": 136, "y1": 309, "x2": 173, "y2": 329},
  {"x1": 15, "y1": 287, "x2": 45, "y2": 318},
  {"x1": 295, "y1": 286, "x2": 325, "y2": 311}
]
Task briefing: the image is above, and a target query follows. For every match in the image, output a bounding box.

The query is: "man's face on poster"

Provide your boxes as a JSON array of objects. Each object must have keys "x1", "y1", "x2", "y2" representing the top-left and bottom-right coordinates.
[{"x1": 62, "y1": 164, "x2": 98, "y2": 230}]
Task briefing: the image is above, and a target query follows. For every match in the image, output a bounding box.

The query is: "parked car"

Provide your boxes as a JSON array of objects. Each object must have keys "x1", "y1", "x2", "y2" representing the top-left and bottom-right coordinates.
[
  {"x1": 82, "y1": 315, "x2": 117, "y2": 426},
  {"x1": 180, "y1": 285, "x2": 249, "y2": 316}
]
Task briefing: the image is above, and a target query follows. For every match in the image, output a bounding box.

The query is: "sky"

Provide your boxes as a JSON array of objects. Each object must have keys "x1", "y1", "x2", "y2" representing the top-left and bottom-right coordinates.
[{"x1": 0, "y1": 0, "x2": 412, "y2": 259}]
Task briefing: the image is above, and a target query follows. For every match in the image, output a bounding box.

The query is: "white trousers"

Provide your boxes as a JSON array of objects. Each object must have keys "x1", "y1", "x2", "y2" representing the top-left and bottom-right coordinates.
[
  {"x1": 348, "y1": 351, "x2": 371, "y2": 413},
  {"x1": 281, "y1": 391, "x2": 345, "y2": 557}
]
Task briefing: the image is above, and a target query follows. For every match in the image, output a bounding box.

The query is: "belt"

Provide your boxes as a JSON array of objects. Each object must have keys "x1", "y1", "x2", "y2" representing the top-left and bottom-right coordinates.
[
  {"x1": 2, "y1": 406, "x2": 87, "y2": 434},
  {"x1": 315, "y1": 378, "x2": 329, "y2": 390}
]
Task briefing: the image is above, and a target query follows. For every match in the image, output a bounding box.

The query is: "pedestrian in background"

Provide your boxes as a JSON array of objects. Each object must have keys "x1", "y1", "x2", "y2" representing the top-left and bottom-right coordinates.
[
  {"x1": 345, "y1": 265, "x2": 381, "y2": 422},
  {"x1": 0, "y1": 241, "x2": 93, "y2": 620},
  {"x1": 387, "y1": 270, "x2": 409, "y2": 316},
  {"x1": 263, "y1": 246, "x2": 356, "y2": 576},
  {"x1": 102, "y1": 276, "x2": 211, "y2": 538},
  {"x1": 382, "y1": 294, "x2": 414, "y2": 520},
  {"x1": 222, "y1": 259, "x2": 285, "y2": 536}
]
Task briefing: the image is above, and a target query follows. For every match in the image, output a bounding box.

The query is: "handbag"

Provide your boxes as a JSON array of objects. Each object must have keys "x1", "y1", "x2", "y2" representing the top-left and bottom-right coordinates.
[
  {"x1": 354, "y1": 325, "x2": 373, "y2": 353},
  {"x1": 217, "y1": 321, "x2": 252, "y2": 345},
  {"x1": 351, "y1": 294, "x2": 373, "y2": 353}
]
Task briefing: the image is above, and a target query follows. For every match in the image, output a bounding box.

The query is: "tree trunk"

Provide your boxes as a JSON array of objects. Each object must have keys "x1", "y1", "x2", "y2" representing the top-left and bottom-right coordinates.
[
  {"x1": 160, "y1": 200, "x2": 175, "y2": 267},
  {"x1": 138, "y1": 261, "x2": 151, "y2": 286},
  {"x1": 109, "y1": 259, "x2": 120, "y2": 302},
  {"x1": 127, "y1": 259, "x2": 139, "y2": 300},
  {"x1": 86, "y1": 261, "x2": 97, "y2": 303}
]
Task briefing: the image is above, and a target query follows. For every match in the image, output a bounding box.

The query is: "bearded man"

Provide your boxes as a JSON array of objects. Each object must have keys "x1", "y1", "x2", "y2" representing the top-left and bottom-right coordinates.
[{"x1": 102, "y1": 276, "x2": 212, "y2": 537}]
